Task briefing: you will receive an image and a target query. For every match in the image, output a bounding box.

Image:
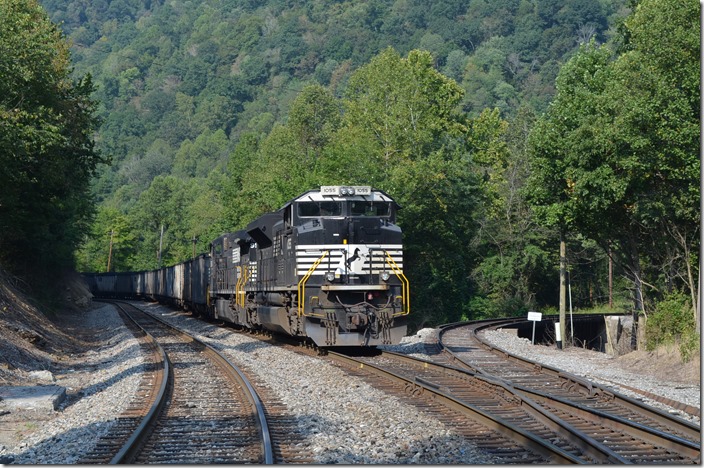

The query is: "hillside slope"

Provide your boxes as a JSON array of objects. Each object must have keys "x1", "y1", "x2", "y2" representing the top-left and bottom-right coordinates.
[{"x1": 40, "y1": 0, "x2": 629, "y2": 203}]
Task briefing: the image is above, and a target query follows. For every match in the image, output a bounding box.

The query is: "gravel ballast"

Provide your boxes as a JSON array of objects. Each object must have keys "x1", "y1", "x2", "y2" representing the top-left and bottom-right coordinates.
[
  {"x1": 0, "y1": 304, "x2": 144, "y2": 464},
  {"x1": 0, "y1": 302, "x2": 699, "y2": 464},
  {"x1": 480, "y1": 328, "x2": 701, "y2": 423}
]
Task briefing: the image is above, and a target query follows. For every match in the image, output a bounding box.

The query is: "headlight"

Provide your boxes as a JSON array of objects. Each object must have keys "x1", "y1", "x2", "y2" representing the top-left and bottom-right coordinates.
[
  {"x1": 381, "y1": 271, "x2": 391, "y2": 282},
  {"x1": 325, "y1": 271, "x2": 336, "y2": 282}
]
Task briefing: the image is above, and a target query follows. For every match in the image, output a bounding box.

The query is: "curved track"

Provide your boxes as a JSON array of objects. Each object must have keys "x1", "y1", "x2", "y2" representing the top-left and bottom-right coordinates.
[
  {"x1": 329, "y1": 351, "x2": 590, "y2": 463},
  {"x1": 81, "y1": 301, "x2": 273, "y2": 464},
  {"x1": 431, "y1": 320, "x2": 701, "y2": 463}
]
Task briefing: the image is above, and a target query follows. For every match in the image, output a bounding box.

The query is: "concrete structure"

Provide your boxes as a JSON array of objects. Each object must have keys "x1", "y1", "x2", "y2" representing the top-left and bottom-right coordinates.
[{"x1": 0, "y1": 385, "x2": 66, "y2": 412}]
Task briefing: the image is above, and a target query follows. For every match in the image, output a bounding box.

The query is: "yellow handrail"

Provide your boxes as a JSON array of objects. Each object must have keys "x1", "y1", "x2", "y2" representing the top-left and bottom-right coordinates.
[
  {"x1": 236, "y1": 265, "x2": 249, "y2": 308},
  {"x1": 385, "y1": 251, "x2": 410, "y2": 316},
  {"x1": 297, "y1": 250, "x2": 329, "y2": 317},
  {"x1": 234, "y1": 266, "x2": 242, "y2": 308}
]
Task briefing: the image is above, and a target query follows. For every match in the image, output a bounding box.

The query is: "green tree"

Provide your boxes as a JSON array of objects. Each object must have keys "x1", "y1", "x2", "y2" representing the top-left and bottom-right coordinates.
[
  {"x1": 470, "y1": 107, "x2": 557, "y2": 317},
  {"x1": 287, "y1": 84, "x2": 341, "y2": 158},
  {"x1": 0, "y1": 0, "x2": 106, "y2": 278},
  {"x1": 528, "y1": 0, "x2": 699, "y2": 320},
  {"x1": 172, "y1": 129, "x2": 230, "y2": 179},
  {"x1": 223, "y1": 132, "x2": 259, "y2": 219},
  {"x1": 128, "y1": 175, "x2": 186, "y2": 269},
  {"x1": 75, "y1": 205, "x2": 136, "y2": 273},
  {"x1": 616, "y1": 0, "x2": 700, "y2": 317},
  {"x1": 229, "y1": 125, "x2": 309, "y2": 227},
  {"x1": 343, "y1": 48, "x2": 466, "y2": 170},
  {"x1": 389, "y1": 149, "x2": 482, "y2": 328},
  {"x1": 341, "y1": 48, "x2": 497, "y2": 328}
]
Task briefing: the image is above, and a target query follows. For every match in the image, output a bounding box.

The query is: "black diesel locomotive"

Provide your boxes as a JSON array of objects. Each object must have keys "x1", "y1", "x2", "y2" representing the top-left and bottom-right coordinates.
[{"x1": 86, "y1": 186, "x2": 410, "y2": 347}]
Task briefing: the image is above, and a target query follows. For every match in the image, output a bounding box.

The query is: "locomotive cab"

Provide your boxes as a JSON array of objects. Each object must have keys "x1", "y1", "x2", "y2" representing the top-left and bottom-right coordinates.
[
  {"x1": 287, "y1": 186, "x2": 409, "y2": 346},
  {"x1": 208, "y1": 186, "x2": 409, "y2": 347}
]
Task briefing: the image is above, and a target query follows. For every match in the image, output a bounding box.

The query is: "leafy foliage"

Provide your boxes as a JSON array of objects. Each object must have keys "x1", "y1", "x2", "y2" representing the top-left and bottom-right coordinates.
[
  {"x1": 220, "y1": 49, "x2": 491, "y2": 330},
  {"x1": 645, "y1": 291, "x2": 699, "y2": 362},
  {"x1": 0, "y1": 0, "x2": 106, "y2": 279},
  {"x1": 527, "y1": 0, "x2": 700, "y2": 319},
  {"x1": 21, "y1": 0, "x2": 696, "y2": 337}
]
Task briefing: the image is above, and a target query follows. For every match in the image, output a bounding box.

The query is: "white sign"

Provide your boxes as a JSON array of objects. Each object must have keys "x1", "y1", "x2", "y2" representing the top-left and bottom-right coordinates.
[{"x1": 527, "y1": 311, "x2": 542, "y2": 322}]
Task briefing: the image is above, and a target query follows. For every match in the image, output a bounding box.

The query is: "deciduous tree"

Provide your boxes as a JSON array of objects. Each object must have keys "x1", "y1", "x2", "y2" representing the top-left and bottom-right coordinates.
[
  {"x1": 0, "y1": 0, "x2": 106, "y2": 277},
  {"x1": 528, "y1": 0, "x2": 699, "y2": 322}
]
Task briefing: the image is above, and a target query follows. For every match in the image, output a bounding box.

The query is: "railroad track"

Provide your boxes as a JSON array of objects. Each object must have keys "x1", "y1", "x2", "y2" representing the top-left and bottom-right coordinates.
[
  {"x1": 431, "y1": 320, "x2": 701, "y2": 463},
  {"x1": 82, "y1": 301, "x2": 699, "y2": 464},
  {"x1": 330, "y1": 346, "x2": 700, "y2": 464},
  {"x1": 330, "y1": 350, "x2": 615, "y2": 463},
  {"x1": 79, "y1": 301, "x2": 274, "y2": 464}
]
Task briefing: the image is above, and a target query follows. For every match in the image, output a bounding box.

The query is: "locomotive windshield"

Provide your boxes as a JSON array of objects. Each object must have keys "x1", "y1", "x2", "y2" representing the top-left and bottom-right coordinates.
[
  {"x1": 298, "y1": 201, "x2": 342, "y2": 217},
  {"x1": 350, "y1": 201, "x2": 391, "y2": 216},
  {"x1": 297, "y1": 200, "x2": 393, "y2": 217}
]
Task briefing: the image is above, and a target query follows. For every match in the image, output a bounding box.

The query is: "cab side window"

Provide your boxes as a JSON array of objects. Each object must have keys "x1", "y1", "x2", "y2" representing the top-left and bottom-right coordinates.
[{"x1": 213, "y1": 240, "x2": 223, "y2": 256}]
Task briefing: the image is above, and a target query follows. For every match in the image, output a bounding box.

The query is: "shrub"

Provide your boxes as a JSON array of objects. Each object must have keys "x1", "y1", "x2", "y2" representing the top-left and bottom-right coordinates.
[{"x1": 645, "y1": 291, "x2": 700, "y2": 362}]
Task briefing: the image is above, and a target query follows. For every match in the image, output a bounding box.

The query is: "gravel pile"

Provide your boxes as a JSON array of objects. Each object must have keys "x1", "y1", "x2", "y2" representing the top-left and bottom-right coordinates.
[{"x1": 1, "y1": 303, "x2": 699, "y2": 464}]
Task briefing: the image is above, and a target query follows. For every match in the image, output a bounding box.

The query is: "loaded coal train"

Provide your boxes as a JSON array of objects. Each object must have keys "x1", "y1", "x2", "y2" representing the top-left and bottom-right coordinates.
[{"x1": 85, "y1": 186, "x2": 410, "y2": 347}]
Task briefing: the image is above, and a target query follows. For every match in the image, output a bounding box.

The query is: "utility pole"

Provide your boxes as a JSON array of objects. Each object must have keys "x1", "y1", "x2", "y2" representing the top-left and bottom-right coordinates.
[
  {"x1": 191, "y1": 235, "x2": 197, "y2": 302},
  {"x1": 608, "y1": 245, "x2": 613, "y2": 308},
  {"x1": 157, "y1": 224, "x2": 164, "y2": 268},
  {"x1": 106, "y1": 230, "x2": 115, "y2": 272},
  {"x1": 559, "y1": 231, "x2": 567, "y2": 349}
]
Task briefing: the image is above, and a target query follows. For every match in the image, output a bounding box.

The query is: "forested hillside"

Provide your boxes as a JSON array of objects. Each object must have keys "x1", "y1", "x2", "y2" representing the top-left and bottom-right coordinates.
[
  {"x1": 39, "y1": 0, "x2": 628, "y2": 212},
  {"x1": 27, "y1": 0, "x2": 698, "y2": 339}
]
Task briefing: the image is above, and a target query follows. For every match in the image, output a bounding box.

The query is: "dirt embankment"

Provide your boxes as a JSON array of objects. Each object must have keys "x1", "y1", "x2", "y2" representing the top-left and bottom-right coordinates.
[
  {"x1": 0, "y1": 269, "x2": 94, "y2": 386},
  {"x1": 615, "y1": 344, "x2": 700, "y2": 385}
]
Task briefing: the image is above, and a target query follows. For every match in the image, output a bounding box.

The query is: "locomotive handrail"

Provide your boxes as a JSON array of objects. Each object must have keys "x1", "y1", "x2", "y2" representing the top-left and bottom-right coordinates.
[
  {"x1": 297, "y1": 250, "x2": 329, "y2": 317},
  {"x1": 235, "y1": 266, "x2": 244, "y2": 308},
  {"x1": 385, "y1": 251, "x2": 410, "y2": 316},
  {"x1": 237, "y1": 265, "x2": 249, "y2": 308}
]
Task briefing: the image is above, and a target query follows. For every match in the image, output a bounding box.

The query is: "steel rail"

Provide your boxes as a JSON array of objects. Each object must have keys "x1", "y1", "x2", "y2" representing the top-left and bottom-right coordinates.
[
  {"x1": 327, "y1": 350, "x2": 590, "y2": 464},
  {"x1": 379, "y1": 350, "x2": 634, "y2": 463},
  {"x1": 514, "y1": 385, "x2": 701, "y2": 460},
  {"x1": 440, "y1": 319, "x2": 701, "y2": 442},
  {"x1": 108, "y1": 302, "x2": 171, "y2": 464},
  {"x1": 437, "y1": 319, "x2": 701, "y2": 463},
  {"x1": 128, "y1": 304, "x2": 275, "y2": 464}
]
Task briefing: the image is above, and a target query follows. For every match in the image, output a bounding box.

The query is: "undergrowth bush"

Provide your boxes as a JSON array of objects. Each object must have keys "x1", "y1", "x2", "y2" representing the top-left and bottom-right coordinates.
[{"x1": 645, "y1": 291, "x2": 700, "y2": 362}]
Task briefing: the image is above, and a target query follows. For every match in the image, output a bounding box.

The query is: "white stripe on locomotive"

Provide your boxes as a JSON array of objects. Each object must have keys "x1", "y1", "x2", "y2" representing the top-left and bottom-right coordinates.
[{"x1": 295, "y1": 244, "x2": 403, "y2": 276}]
